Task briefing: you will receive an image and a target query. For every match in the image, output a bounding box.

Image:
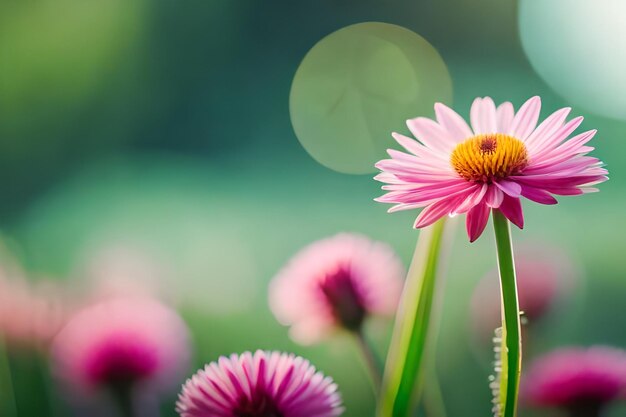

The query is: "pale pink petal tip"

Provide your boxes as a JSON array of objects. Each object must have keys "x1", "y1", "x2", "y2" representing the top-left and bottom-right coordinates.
[
  {"x1": 176, "y1": 351, "x2": 344, "y2": 417},
  {"x1": 522, "y1": 347, "x2": 626, "y2": 412},
  {"x1": 375, "y1": 95, "x2": 608, "y2": 241},
  {"x1": 51, "y1": 297, "x2": 191, "y2": 394},
  {"x1": 269, "y1": 233, "x2": 404, "y2": 345}
]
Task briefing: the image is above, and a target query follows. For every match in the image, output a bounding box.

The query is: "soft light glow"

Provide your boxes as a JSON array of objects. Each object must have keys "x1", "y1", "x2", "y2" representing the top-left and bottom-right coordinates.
[
  {"x1": 290, "y1": 22, "x2": 452, "y2": 174},
  {"x1": 519, "y1": 0, "x2": 626, "y2": 120}
]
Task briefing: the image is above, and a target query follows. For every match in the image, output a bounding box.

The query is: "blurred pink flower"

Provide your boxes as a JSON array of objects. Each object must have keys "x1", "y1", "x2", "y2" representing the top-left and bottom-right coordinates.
[
  {"x1": 269, "y1": 233, "x2": 404, "y2": 344},
  {"x1": 523, "y1": 347, "x2": 626, "y2": 415},
  {"x1": 0, "y1": 273, "x2": 65, "y2": 349},
  {"x1": 470, "y1": 244, "x2": 578, "y2": 337},
  {"x1": 51, "y1": 297, "x2": 190, "y2": 395},
  {"x1": 375, "y1": 96, "x2": 607, "y2": 241},
  {"x1": 177, "y1": 350, "x2": 343, "y2": 417}
]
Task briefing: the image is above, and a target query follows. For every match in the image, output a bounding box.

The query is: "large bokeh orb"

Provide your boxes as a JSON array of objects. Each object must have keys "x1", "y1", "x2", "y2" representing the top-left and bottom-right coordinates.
[
  {"x1": 290, "y1": 22, "x2": 452, "y2": 174},
  {"x1": 519, "y1": 0, "x2": 626, "y2": 121}
]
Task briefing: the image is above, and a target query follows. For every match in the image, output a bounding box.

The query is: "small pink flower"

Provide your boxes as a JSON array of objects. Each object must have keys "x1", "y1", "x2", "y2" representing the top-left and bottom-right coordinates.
[
  {"x1": 51, "y1": 297, "x2": 190, "y2": 394},
  {"x1": 375, "y1": 96, "x2": 607, "y2": 241},
  {"x1": 523, "y1": 347, "x2": 626, "y2": 415},
  {"x1": 471, "y1": 244, "x2": 578, "y2": 337},
  {"x1": 269, "y1": 233, "x2": 404, "y2": 344},
  {"x1": 176, "y1": 350, "x2": 343, "y2": 417}
]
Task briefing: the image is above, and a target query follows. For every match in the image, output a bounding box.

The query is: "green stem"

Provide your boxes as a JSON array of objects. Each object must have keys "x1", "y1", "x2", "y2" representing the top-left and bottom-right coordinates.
[
  {"x1": 353, "y1": 329, "x2": 383, "y2": 393},
  {"x1": 377, "y1": 219, "x2": 447, "y2": 417},
  {"x1": 0, "y1": 338, "x2": 17, "y2": 417},
  {"x1": 37, "y1": 351, "x2": 64, "y2": 417},
  {"x1": 109, "y1": 382, "x2": 135, "y2": 417},
  {"x1": 492, "y1": 211, "x2": 522, "y2": 417}
]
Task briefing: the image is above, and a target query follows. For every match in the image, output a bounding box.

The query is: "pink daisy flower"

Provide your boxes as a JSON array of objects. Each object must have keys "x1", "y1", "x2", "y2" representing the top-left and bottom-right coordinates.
[
  {"x1": 523, "y1": 347, "x2": 626, "y2": 416},
  {"x1": 51, "y1": 297, "x2": 190, "y2": 395},
  {"x1": 470, "y1": 244, "x2": 578, "y2": 337},
  {"x1": 375, "y1": 96, "x2": 608, "y2": 241},
  {"x1": 269, "y1": 233, "x2": 404, "y2": 344},
  {"x1": 176, "y1": 350, "x2": 343, "y2": 417}
]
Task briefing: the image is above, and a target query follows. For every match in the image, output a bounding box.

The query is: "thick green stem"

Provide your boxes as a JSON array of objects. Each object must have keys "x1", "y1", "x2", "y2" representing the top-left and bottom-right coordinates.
[
  {"x1": 492, "y1": 211, "x2": 522, "y2": 417},
  {"x1": 354, "y1": 329, "x2": 383, "y2": 393},
  {"x1": 377, "y1": 219, "x2": 447, "y2": 417}
]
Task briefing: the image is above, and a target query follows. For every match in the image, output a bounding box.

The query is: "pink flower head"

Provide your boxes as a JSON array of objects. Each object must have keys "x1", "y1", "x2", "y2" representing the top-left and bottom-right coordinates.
[
  {"x1": 269, "y1": 233, "x2": 404, "y2": 344},
  {"x1": 523, "y1": 347, "x2": 626, "y2": 415},
  {"x1": 51, "y1": 297, "x2": 190, "y2": 394},
  {"x1": 176, "y1": 350, "x2": 343, "y2": 417},
  {"x1": 375, "y1": 97, "x2": 608, "y2": 241},
  {"x1": 471, "y1": 244, "x2": 578, "y2": 337}
]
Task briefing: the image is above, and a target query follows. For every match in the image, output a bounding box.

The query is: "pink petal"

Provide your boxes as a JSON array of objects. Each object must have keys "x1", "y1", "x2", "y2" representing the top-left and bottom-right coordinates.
[
  {"x1": 406, "y1": 118, "x2": 455, "y2": 152},
  {"x1": 495, "y1": 179, "x2": 522, "y2": 197},
  {"x1": 485, "y1": 185, "x2": 504, "y2": 208},
  {"x1": 434, "y1": 103, "x2": 473, "y2": 142},
  {"x1": 374, "y1": 159, "x2": 452, "y2": 177},
  {"x1": 413, "y1": 197, "x2": 463, "y2": 229},
  {"x1": 530, "y1": 130, "x2": 597, "y2": 167},
  {"x1": 528, "y1": 116, "x2": 584, "y2": 156},
  {"x1": 515, "y1": 174, "x2": 607, "y2": 189},
  {"x1": 520, "y1": 186, "x2": 558, "y2": 205},
  {"x1": 498, "y1": 196, "x2": 524, "y2": 229},
  {"x1": 391, "y1": 132, "x2": 427, "y2": 156},
  {"x1": 466, "y1": 203, "x2": 491, "y2": 243},
  {"x1": 391, "y1": 132, "x2": 448, "y2": 161},
  {"x1": 376, "y1": 180, "x2": 472, "y2": 204},
  {"x1": 454, "y1": 183, "x2": 488, "y2": 214},
  {"x1": 524, "y1": 107, "x2": 571, "y2": 148},
  {"x1": 496, "y1": 102, "x2": 515, "y2": 133},
  {"x1": 470, "y1": 97, "x2": 497, "y2": 134},
  {"x1": 388, "y1": 203, "x2": 427, "y2": 213},
  {"x1": 542, "y1": 187, "x2": 585, "y2": 196},
  {"x1": 508, "y1": 96, "x2": 541, "y2": 140}
]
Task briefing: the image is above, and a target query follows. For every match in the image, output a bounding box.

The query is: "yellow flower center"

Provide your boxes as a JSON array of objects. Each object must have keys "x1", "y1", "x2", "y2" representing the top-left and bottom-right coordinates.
[{"x1": 450, "y1": 134, "x2": 529, "y2": 182}]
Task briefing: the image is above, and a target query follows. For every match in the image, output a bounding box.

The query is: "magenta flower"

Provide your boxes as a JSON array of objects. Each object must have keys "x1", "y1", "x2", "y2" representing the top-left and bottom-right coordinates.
[
  {"x1": 523, "y1": 347, "x2": 626, "y2": 416},
  {"x1": 176, "y1": 350, "x2": 343, "y2": 417},
  {"x1": 269, "y1": 233, "x2": 404, "y2": 344},
  {"x1": 375, "y1": 96, "x2": 607, "y2": 241},
  {"x1": 51, "y1": 297, "x2": 190, "y2": 395}
]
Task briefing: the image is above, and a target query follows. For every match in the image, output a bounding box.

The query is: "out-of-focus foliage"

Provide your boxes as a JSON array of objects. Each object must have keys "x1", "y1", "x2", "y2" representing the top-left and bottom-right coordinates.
[{"x1": 1, "y1": 0, "x2": 626, "y2": 416}]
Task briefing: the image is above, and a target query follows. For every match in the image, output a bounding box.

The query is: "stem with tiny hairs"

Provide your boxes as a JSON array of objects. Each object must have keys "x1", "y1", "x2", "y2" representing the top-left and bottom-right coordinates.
[{"x1": 492, "y1": 210, "x2": 522, "y2": 417}]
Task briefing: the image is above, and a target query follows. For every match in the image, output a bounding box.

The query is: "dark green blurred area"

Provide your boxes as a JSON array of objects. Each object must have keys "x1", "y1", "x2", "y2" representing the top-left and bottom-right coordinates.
[{"x1": 1, "y1": 0, "x2": 626, "y2": 416}]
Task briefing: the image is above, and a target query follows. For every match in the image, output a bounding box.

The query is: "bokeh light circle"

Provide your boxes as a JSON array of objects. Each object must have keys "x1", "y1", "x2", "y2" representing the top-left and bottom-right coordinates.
[
  {"x1": 519, "y1": 0, "x2": 626, "y2": 121},
  {"x1": 290, "y1": 22, "x2": 453, "y2": 174}
]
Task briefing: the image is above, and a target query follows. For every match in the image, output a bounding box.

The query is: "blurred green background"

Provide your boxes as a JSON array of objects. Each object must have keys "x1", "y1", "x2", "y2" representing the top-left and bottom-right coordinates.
[{"x1": 1, "y1": 0, "x2": 625, "y2": 416}]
